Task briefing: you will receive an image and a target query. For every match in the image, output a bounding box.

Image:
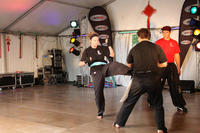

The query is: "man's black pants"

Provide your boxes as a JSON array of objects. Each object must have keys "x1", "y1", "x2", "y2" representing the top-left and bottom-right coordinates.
[
  {"x1": 115, "y1": 73, "x2": 166, "y2": 130},
  {"x1": 161, "y1": 63, "x2": 186, "y2": 107},
  {"x1": 90, "y1": 61, "x2": 131, "y2": 116}
]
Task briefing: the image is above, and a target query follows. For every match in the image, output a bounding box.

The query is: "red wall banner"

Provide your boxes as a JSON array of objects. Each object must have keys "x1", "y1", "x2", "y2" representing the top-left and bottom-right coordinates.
[
  {"x1": 36, "y1": 35, "x2": 38, "y2": 58},
  {"x1": 20, "y1": 34, "x2": 23, "y2": 58},
  {"x1": 0, "y1": 34, "x2": 1, "y2": 58}
]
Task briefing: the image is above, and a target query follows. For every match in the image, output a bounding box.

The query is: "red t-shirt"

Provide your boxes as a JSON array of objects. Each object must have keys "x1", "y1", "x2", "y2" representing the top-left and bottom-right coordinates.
[{"x1": 155, "y1": 38, "x2": 180, "y2": 63}]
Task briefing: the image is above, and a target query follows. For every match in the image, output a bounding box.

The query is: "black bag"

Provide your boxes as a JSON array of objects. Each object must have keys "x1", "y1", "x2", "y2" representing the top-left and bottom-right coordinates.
[{"x1": 180, "y1": 80, "x2": 195, "y2": 93}]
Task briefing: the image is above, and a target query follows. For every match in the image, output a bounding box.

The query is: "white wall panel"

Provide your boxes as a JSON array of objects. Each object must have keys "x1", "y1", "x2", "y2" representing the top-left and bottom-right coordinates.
[
  {"x1": 6, "y1": 34, "x2": 20, "y2": 73},
  {"x1": 0, "y1": 34, "x2": 58, "y2": 77},
  {"x1": 106, "y1": 0, "x2": 185, "y2": 31},
  {"x1": 0, "y1": 34, "x2": 5, "y2": 73}
]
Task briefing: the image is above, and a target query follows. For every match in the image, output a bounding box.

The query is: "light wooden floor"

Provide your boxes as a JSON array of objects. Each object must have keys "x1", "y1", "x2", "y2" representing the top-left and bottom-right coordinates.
[{"x1": 0, "y1": 84, "x2": 199, "y2": 133}]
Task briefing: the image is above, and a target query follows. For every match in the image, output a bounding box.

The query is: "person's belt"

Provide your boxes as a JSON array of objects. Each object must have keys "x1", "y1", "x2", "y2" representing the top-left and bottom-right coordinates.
[
  {"x1": 134, "y1": 70, "x2": 152, "y2": 74},
  {"x1": 90, "y1": 62, "x2": 107, "y2": 67}
]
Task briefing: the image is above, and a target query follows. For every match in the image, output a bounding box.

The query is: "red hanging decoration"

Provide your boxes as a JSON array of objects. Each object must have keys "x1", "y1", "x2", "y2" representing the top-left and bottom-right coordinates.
[
  {"x1": 142, "y1": 1, "x2": 156, "y2": 29},
  {"x1": 20, "y1": 34, "x2": 23, "y2": 58},
  {"x1": 5, "y1": 36, "x2": 11, "y2": 52},
  {"x1": 36, "y1": 35, "x2": 39, "y2": 58},
  {"x1": 0, "y1": 34, "x2": 1, "y2": 58}
]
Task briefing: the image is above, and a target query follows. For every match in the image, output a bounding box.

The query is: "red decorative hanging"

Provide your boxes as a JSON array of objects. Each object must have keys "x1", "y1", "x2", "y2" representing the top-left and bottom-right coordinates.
[
  {"x1": 20, "y1": 34, "x2": 23, "y2": 58},
  {"x1": 36, "y1": 35, "x2": 39, "y2": 58},
  {"x1": 5, "y1": 36, "x2": 11, "y2": 52},
  {"x1": 142, "y1": 1, "x2": 156, "y2": 29},
  {"x1": 0, "y1": 34, "x2": 1, "y2": 58}
]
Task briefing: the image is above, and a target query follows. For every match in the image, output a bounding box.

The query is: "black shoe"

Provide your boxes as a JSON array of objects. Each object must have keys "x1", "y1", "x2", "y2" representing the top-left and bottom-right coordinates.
[
  {"x1": 163, "y1": 127, "x2": 167, "y2": 133},
  {"x1": 177, "y1": 106, "x2": 188, "y2": 113}
]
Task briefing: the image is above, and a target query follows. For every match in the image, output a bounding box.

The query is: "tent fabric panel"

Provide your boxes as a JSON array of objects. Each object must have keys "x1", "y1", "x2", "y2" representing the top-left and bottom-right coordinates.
[
  {"x1": 9, "y1": 1, "x2": 89, "y2": 36},
  {"x1": 56, "y1": 0, "x2": 113, "y2": 8},
  {"x1": 0, "y1": 0, "x2": 40, "y2": 31}
]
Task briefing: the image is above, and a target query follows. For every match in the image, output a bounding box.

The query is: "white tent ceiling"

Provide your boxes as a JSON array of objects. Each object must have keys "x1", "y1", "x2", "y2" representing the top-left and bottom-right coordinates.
[{"x1": 0, "y1": 0, "x2": 116, "y2": 36}]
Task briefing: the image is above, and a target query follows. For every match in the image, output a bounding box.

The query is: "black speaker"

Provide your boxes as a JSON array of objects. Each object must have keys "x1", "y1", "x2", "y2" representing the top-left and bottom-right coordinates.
[{"x1": 180, "y1": 80, "x2": 195, "y2": 93}]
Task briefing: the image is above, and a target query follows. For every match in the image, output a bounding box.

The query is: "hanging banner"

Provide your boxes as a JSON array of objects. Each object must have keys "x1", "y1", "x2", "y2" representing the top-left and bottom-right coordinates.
[
  {"x1": 20, "y1": 34, "x2": 23, "y2": 58},
  {"x1": 179, "y1": 0, "x2": 197, "y2": 66},
  {"x1": 0, "y1": 34, "x2": 1, "y2": 58},
  {"x1": 36, "y1": 35, "x2": 38, "y2": 58},
  {"x1": 5, "y1": 36, "x2": 11, "y2": 52},
  {"x1": 88, "y1": 6, "x2": 112, "y2": 47}
]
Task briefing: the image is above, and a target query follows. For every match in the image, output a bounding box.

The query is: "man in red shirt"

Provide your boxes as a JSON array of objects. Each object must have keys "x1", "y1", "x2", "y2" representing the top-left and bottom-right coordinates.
[{"x1": 155, "y1": 26, "x2": 187, "y2": 113}]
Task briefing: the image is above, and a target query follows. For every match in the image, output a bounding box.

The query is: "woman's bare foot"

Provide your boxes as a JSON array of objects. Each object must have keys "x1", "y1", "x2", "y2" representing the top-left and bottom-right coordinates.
[
  {"x1": 96, "y1": 115, "x2": 103, "y2": 119},
  {"x1": 113, "y1": 123, "x2": 120, "y2": 128},
  {"x1": 157, "y1": 130, "x2": 163, "y2": 133}
]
